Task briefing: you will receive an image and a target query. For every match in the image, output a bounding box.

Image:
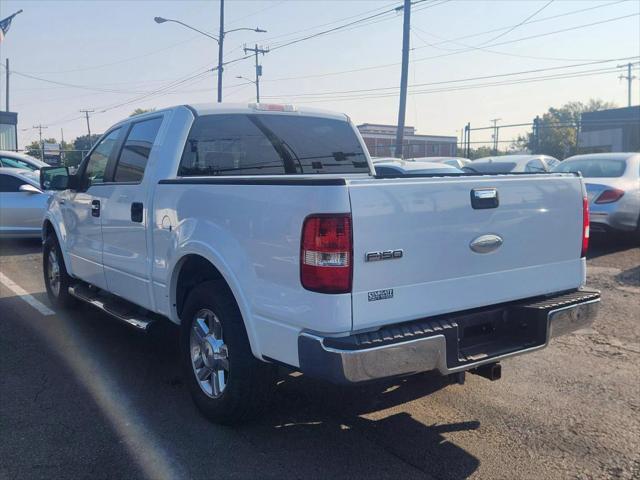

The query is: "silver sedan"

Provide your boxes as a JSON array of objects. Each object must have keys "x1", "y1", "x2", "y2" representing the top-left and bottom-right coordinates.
[
  {"x1": 0, "y1": 150, "x2": 49, "y2": 171},
  {"x1": 0, "y1": 168, "x2": 51, "y2": 238},
  {"x1": 553, "y1": 153, "x2": 640, "y2": 234}
]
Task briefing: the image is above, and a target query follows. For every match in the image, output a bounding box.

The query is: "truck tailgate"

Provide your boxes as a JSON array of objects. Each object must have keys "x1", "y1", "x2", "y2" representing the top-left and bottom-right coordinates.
[{"x1": 348, "y1": 174, "x2": 585, "y2": 331}]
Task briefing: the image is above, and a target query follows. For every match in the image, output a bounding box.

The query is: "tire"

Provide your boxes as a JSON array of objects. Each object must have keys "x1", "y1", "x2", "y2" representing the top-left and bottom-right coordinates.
[
  {"x1": 43, "y1": 234, "x2": 78, "y2": 309},
  {"x1": 180, "y1": 280, "x2": 275, "y2": 425}
]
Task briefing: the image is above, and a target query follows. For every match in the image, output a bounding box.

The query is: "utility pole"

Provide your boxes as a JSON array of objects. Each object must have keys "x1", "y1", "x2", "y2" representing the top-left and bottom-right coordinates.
[
  {"x1": 80, "y1": 109, "x2": 94, "y2": 139},
  {"x1": 5, "y1": 58, "x2": 9, "y2": 112},
  {"x1": 464, "y1": 122, "x2": 470, "y2": 158},
  {"x1": 32, "y1": 124, "x2": 48, "y2": 161},
  {"x1": 618, "y1": 62, "x2": 636, "y2": 107},
  {"x1": 394, "y1": 0, "x2": 411, "y2": 159},
  {"x1": 243, "y1": 44, "x2": 269, "y2": 103},
  {"x1": 490, "y1": 118, "x2": 501, "y2": 153},
  {"x1": 217, "y1": 0, "x2": 225, "y2": 103}
]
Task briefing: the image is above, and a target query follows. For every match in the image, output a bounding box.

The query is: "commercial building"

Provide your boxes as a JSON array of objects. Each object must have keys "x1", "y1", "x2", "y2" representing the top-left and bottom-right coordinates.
[
  {"x1": 578, "y1": 106, "x2": 640, "y2": 153},
  {"x1": 0, "y1": 111, "x2": 18, "y2": 151},
  {"x1": 357, "y1": 123, "x2": 457, "y2": 158}
]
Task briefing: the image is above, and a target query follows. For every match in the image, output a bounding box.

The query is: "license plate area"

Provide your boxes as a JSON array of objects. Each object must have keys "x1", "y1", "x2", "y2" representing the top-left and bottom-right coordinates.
[{"x1": 453, "y1": 306, "x2": 548, "y2": 365}]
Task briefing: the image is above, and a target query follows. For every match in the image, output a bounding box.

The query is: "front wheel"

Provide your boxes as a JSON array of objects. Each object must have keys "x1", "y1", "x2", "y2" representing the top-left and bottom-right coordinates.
[
  {"x1": 180, "y1": 281, "x2": 275, "y2": 425},
  {"x1": 43, "y1": 234, "x2": 78, "y2": 309}
]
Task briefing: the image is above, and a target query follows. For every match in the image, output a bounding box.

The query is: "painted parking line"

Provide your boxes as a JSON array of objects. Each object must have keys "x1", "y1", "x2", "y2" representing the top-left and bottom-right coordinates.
[{"x1": 0, "y1": 271, "x2": 55, "y2": 316}]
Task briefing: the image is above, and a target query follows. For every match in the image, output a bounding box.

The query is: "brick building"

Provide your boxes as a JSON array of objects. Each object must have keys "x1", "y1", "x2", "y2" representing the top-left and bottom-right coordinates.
[{"x1": 357, "y1": 123, "x2": 457, "y2": 158}]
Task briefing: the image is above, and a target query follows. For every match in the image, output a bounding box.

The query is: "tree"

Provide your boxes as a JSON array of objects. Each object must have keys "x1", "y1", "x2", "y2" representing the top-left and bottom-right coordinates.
[
  {"x1": 62, "y1": 134, "x2": 101, "y2": 167},
  {"x1": 519, "y1": 99, "x2": 616, "y2": 159},
  {"x1": 130, "y1": 108, "x2": 155, "y2": 117},
  {"x1": 25, "y1": 138, "x2": 57, "y2": 159},
  {"x1": 466, "y1": 146, "x2": 494, "y2": 160}
]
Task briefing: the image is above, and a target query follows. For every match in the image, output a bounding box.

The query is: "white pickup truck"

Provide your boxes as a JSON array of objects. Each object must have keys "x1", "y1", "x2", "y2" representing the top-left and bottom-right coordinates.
[{"x1": 40, "y1": 103, "x2": 600, "y2": 424}]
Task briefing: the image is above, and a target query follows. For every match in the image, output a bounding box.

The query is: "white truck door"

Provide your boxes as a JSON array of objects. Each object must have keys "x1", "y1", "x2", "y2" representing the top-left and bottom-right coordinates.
[
  {"x1": 64, "y1": 128, "x2": 124, "y2": 289},
  {"x1": 101, "y1": 116, "x2": 163, "y2": 310}
]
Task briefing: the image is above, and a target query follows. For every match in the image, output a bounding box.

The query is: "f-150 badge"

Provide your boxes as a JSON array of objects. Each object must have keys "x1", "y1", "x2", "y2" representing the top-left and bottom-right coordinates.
[{"x1": 365, "y1": 249, "x2": 403, "y2": 262}]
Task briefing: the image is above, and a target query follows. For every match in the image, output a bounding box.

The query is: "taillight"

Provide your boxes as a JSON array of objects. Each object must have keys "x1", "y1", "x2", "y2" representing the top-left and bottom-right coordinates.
[
  {"x1": 595, "y1": 188, "x2": 625, "y2": 204},
  {"x1": 300, "y1": 214, "x2": 352, "y2": 294},
  {"x1": 581, "y1": 194, "x2": 589, "y2": 257}
]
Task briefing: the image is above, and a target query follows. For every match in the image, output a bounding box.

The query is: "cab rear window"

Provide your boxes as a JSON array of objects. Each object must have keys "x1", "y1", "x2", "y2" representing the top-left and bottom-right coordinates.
[{"x1": 178, "y1": 114, "x2": 369, "y2": 176}]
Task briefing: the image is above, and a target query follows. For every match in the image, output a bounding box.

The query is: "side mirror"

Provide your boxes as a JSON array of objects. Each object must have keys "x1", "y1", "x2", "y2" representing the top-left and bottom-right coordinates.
[
  {"x1": 40, "y1": 166, "x2": 77, "y2": 191},
  {"x1": 19, "y1": 183, "x2": 42, "y2": 194}
]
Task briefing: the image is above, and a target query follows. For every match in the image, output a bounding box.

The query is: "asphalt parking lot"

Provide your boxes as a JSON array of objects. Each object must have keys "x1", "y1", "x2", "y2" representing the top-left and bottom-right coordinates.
[{"x1": 0, "y1": 235, "x2": 638, "y2": 480}]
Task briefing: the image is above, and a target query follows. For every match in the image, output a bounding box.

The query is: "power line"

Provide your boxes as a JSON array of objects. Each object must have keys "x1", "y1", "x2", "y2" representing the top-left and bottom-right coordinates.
[
  {"x1": 268, "y1": 1, "x2": 449, "y2": 52},
  {"x1": 265, "y1": 65, "x2": 638, "y2": 103},
  {"x1": 261, "y1": 56, "x2": 638, "y2": 98},
  {"x1": 477, "y1": 0, "x2": 555, "y2": 46},
  {"x1": 260, "y1": 3, "x2": 636, "y2": 83},
  {"x1": 412, "y1": 0, "x2": 630, "y2": 51}
]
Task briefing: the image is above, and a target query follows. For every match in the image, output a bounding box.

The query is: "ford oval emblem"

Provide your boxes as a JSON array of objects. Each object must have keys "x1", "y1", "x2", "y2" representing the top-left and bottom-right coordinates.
[{"x1": 470, "y1": 234, "x2": 503, "y2": 254}]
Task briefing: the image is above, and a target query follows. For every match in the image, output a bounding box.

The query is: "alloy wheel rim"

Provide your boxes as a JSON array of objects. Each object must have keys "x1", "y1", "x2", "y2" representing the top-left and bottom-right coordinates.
[
  {"x1": 190, "y1": 309, "x2": 229, "y2": 398},
  {"x1": 47, "y1": 250, "x2": 61, "y2": 297}
]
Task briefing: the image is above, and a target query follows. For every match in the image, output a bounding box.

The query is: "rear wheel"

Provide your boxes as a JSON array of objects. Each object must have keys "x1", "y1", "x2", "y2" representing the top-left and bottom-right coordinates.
[
  {"x1": 43, "y1": 234, "x2": 78, "y2": 309},
  {"x1": 180, "y1": 281, "x2": 275, "y2": 425}
]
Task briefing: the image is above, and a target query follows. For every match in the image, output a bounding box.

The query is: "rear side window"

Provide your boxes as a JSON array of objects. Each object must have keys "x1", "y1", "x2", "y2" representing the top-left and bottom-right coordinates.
[
  {"x1": 464, "y1": 162, "x2": 516, "y2": 174},
  {"x1": 525, "y1": 159, "x2": 546, "y2": 172},
  {"x1": 114, "y1": 117, "x2": 162, "y2": 183},
  {"x1": 0, "y1": 156, "x2": 36, "y2": 170},
  {"x1": 178, "y1": 114, "x2": 369, "y2": 176},
  {"x1": 553, "y1": 159, "x2": 627, "y2": 178},
  {"x1": 0, "y1": 174, "x2": 26, "y2": 192}
]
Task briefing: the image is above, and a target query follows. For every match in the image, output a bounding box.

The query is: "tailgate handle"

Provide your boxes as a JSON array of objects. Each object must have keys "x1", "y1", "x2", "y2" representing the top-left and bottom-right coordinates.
[{"x1": 471, "y1": 188, "x2": 499, "y2": 209}]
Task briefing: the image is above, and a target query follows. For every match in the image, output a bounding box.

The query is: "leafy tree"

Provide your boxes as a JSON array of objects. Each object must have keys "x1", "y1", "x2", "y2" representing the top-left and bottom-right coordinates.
[
  {"x1": 517, "y1": 99, "x2": 616, "y2": 159},
  {"x1": 130, "y1": 108, "x2": 156, "y2": 117},
  {"x1": 25, "y1": 138, "x2": 57, "y2": 159},
  {"x1": 63, "y1": 134, "x2": 101, "y2": 167},
  {"x1": 466, "y1": 146, "x2": 494, "y2": 160}
]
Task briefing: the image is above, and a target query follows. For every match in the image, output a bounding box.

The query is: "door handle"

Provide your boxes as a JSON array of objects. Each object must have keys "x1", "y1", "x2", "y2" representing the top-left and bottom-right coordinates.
[
  {"x1": 131, "y1": 202, "x2": 143, "y2": 223},
  {"x1": 91, "y1": 200, "x2": 101, "y2": 217}
]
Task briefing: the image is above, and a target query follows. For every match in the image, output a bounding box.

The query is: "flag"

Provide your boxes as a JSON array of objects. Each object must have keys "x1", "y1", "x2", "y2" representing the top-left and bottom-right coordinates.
[{"x1": 0, "y1": 10, "x2": 23, "y2": 44}]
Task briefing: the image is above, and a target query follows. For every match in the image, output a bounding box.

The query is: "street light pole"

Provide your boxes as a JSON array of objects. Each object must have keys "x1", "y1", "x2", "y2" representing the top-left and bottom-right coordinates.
[
  {"x1": 154, "y1": 6, "x2": 265, "y2": 103},
  {"x1": 217, "y1": 0, "x2": 225, "y2": 103}
]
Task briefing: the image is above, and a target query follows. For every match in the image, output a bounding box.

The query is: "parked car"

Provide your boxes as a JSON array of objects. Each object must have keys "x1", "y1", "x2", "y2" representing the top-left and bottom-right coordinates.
[
  {"x1": 373, "y1": 157, "x2": 463, "y2": 175},
  {"x1": 40, "y1": 103, "x2": 599, "y2": 425},
  {"x1": 0, "y1": 150, "x2": 48, "y2": 171},
  {"x1": 465, "y1": 154, "x2": 559, "y2": 174},
  {"x1": 410, "y1": 156, "x2": 470, "y2": 169},
  {"x1": 553, "y1": 152, "x2": 640, "y2": 234},
  {"x1": 0, "y1": 168, "x2": 50, "y2": 238}
]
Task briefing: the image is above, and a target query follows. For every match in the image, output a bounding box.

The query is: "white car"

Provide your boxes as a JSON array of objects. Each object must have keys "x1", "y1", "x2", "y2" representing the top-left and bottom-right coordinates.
[
  {"x1": 410, "y1": 156, "x2": 470, "y2": 169},
  {"x1": 0, "y1": 150, "x2": 48, "y2": 171},
  {"x1": 467, "y1": 154, "x2": 559, "y2": 173},
  {"x1": 373, "y1": 157, "x2": 463, "y2": 175},
  {"x1": 40, "y1": 103, "x2": 599, "y2": 424},
  {"x1": 0, "y1": 168, "x2": 50, "y2": 238}
]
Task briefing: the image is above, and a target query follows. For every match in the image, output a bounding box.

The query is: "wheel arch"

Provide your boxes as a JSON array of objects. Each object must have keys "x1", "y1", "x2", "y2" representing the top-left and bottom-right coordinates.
[
  {"x1": 169, "y1": 252, "x2": 262, "y2": 360},
  {"x1": 41, "y1": 216, "x2": 74, "y2": 277}
]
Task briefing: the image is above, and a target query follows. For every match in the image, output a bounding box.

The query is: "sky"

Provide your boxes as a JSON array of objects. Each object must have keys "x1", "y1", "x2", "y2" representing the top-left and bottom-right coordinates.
[{"x1": 1, "y1": 0, "x2": 639, "y2": 150}]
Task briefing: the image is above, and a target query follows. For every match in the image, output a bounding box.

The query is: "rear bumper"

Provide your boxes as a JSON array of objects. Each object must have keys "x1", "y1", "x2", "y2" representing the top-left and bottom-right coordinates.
[{"x1": 298, "y1": 290, "x2": 600, "y2": 384}]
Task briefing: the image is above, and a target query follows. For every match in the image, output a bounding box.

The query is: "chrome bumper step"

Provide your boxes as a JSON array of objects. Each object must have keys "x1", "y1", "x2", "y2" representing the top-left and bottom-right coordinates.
[
  {"x1": 68, "y1": 284, "x2": 156, "y2": 332},
  {"x1": 299, "y1": 289, "x2": 600, "y2": 384}
]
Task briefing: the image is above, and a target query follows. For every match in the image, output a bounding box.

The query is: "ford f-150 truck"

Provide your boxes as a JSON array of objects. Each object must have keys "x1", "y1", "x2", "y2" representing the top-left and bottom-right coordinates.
[{"x1": 40, "y1": 103, "x2": 600, "y2": 424}]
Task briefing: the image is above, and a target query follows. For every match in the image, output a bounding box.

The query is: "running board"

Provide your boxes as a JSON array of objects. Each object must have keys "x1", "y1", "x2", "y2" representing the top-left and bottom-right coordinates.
[{"x1": 68, "y1": 284, "x2": 156, "y2": 332}]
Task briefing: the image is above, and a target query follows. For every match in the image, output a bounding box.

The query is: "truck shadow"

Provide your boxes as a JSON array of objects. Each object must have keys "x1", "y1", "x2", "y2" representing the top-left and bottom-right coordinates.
[
  {"x1": 4, "y1": 292, "x2": 481, "y2": 479},
  {"x1": 255, "y1": 371, "x2": 482, "y2": 479}
]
